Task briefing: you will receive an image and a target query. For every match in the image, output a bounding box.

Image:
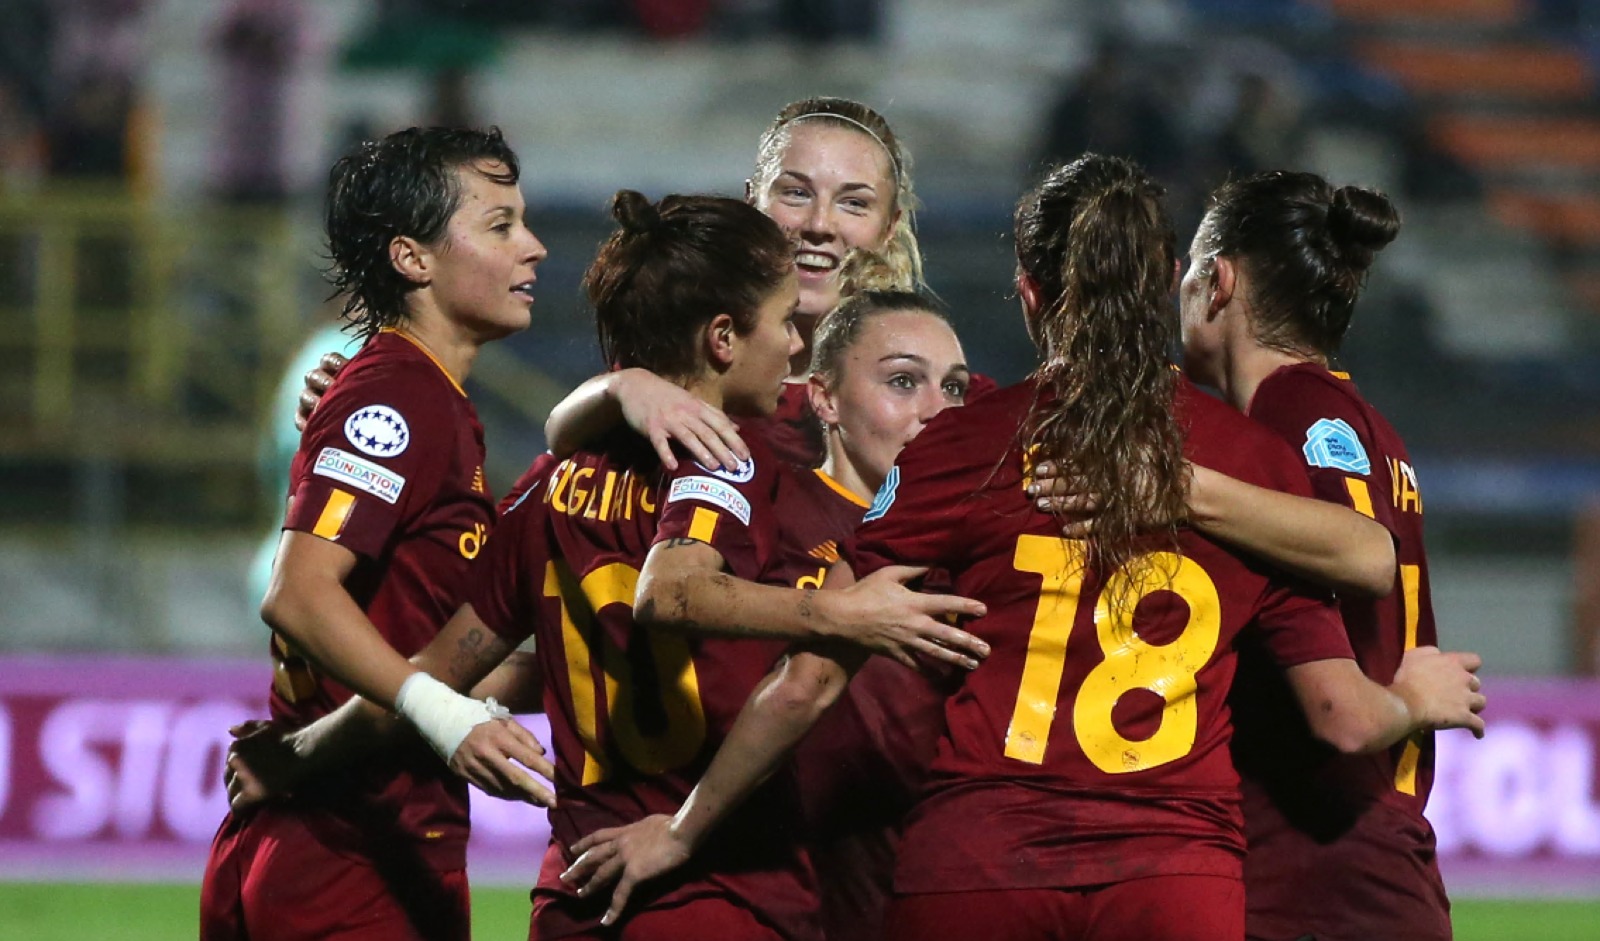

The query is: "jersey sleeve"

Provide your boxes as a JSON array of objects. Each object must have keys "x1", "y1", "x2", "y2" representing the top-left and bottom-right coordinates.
[
  {"x1": 283, "y1": 366, "x2": 456, "y2": 560},
  {"x1": 468, "y1": 457, "x2": 558, "y2": 646},
  {"x1": 848, "y1": 415, "x2": 972, "y2": 578},
  {"x1": 654, "y1": 446, "x2": 780, "y2": 582},
  {"x1": 1250, "y1": 578, "x2": 1356, "y2": 667},
  {"x1": 1249, "y1": 372, "x2": 1399, "y2": 537}
]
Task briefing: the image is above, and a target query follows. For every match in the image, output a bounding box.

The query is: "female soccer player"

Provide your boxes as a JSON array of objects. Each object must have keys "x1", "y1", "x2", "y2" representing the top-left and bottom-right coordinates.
[
  {"x1": 541, "y1": 96, "x2": 957, "y2": 471},
  {"x1": 200, "y1": 126, "x2": 547, "y2": 941},
  {"x1": 1179, "y1": 171, "x2": 1451, "y2": 941},
  {"x1": 557, "y1": 156, "x2": 1486, "y2": 941}
]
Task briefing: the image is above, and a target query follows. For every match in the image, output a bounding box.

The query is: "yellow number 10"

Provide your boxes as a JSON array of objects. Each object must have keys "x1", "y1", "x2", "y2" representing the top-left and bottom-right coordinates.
[
  {"x1": 1005, "y1": 535, "x2": 1222, "y2": 774},
  {"x1": 543, "y1": 559, "x2": 707, "y2": 785}
]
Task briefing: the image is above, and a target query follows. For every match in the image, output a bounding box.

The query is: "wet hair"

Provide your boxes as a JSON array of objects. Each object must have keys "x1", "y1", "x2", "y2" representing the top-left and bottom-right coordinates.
[
  {"x1": 585, "y1": 190, "x2": 793, "y2": 378},
  {"x1": 1196, "y1": 170, "x2": 1401, "y2": 356},
  {"x1": 1013, "y1": 154, "x2": 1186, "y2": 578},
  {"x1": 323, "y1": 126, "x2": 520, "y2": 339},
  {"x1": 752, "y1": 97, "x2": 925, "y2": 289},
  {"x1": 809, "y1": 249, "x2": 949, "y2": 384}
]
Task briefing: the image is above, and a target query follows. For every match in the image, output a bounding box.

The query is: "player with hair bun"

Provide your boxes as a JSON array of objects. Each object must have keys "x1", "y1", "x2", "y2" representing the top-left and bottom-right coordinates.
[
  {"x1": 200, "y1": 125, "x2": 547, "y2": 941},
  {"x1": 559, "y1": 155, "x2": 1486, "y2": 941},
  {"x1": 1180, "y1": 171, "x2": 1452, "y2": 941}
]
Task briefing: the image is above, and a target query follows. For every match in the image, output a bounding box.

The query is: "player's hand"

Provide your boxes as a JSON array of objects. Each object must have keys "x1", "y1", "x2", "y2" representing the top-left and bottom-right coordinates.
[
  {"x1": 1026, "y1": 460, "x2": 1100, "y2": 538},
  {"x1": 1394, "y1": 646, "x2": 1486, "y2": 739},
  {"x1": 613, "y1": 368, "x2": 749, "y2": 472},
  {"x1": 293, "y1": 352, "x2": 348, "y2": 432},
  {"x1": 449, "y1": 717, "x2": 557, "y2": 807},
  {"x1": 561, "y1": 814, "x2": 694, "y2": 926},
  {"x1": 225, "y1": 720, "x2": 299, "y2": 812},
  {"x1": 823, "y1": 566, "x2": 989, "y2": 671}
]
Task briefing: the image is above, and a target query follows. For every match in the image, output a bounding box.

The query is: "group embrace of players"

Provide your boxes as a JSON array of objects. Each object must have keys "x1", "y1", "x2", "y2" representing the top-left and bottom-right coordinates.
[{"x1": 198, "y1": 98, "x2": 1487, "y2": 941}]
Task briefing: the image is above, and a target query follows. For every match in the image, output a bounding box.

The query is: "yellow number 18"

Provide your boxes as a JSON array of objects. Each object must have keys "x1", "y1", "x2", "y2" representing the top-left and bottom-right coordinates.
[{"x1": 1005, "y1": 535, "x2": 1222, "y2": 774}]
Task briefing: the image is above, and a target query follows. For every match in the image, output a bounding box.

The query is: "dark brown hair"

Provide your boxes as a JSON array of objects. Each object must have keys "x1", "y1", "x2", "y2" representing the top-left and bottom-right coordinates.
[
  {"x1": 752, "y1": 97, "x2": 924, "y2": 288},
  {"x1": 324, "y1": 126, "x2": 519, "y2": 338},
  {"x1": 1014, "y1": 154, "x2": 1186, "y2": 578},
  {"x1": 1197, "y1": 170, "x2": 1400, "y2": 357},
  {"x1": 585, "y1": 190, "x2": 793, "y2": 379}
]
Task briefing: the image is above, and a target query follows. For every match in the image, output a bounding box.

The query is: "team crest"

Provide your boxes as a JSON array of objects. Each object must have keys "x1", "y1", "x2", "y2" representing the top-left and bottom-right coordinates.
[
  {"x1": 345, "y1": 404, "x2": 410, "y2": 458},
  {"x1": 863, "y1": 466, "x2": 900, "y2": 522},
  {"x1": 1303, "y1": 418, "x2": 1370, "y2": 475},
  {"x1": 693, "y1": 456, "x2": 756, "y2": 484}
]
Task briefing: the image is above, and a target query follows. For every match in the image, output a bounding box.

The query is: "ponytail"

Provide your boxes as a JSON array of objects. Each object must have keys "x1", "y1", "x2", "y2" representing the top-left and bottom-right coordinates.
[{"x1": 1014, "y1": 155, "x2": 1186, "y2": 579}]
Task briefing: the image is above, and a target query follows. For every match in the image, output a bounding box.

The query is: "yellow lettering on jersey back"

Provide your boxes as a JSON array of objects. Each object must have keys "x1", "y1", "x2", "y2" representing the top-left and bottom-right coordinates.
[
  {"x1": 596, "y1": 470, "x2": 618, "y2": 521},
  {"x1": 545, "y1": 460, "x2": 575, "y2": 513},
  {"x1": 311, "y1": 490, "x2": 355, "y2": 540},
  {"x1": 569, "y1": 468, "x2": 595, "y2": 517},
  {"x1": 1389, "y1": 457, "x2": 1422, "y2": 515}
]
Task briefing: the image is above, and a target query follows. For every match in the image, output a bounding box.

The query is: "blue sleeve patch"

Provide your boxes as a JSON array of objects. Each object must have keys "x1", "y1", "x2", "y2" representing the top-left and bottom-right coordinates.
[
  {"x1": 862, "y1": 465, "x2": 900, "y2": 522},
  {"x1": 1302, "y1": 418, "x2": 1371, "y2": 475}
]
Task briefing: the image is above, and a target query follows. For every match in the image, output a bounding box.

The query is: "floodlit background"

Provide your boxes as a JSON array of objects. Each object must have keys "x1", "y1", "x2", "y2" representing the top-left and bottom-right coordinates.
[{"x1": 0, "y1": 0, "x2": 1597, "y2": 938}]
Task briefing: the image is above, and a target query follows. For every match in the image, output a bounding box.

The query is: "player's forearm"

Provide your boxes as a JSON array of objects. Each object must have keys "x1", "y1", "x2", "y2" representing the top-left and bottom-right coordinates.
[
  {"x1": 287, "y1": 695, "x2": 403, "y2": 780},
  {"x1": 470, "y1": 651, "x2": 543, "y2": 713},
  {"x1": 544, "y1": 372, "x2": 626, "y2": 458},
  {"x1": 1288, "y1": 658, "x2": 1412, "y2": 754},
  {"x1": 670, "y1": 651, "x2": 854, "y2": 851},
  {"x1": 636, "y1": 565, "x2": 833, "y2": 641},
  {"x1": 260, "y1": 580, "x2": 417, "y2": 711},
  {"x1": 1187, "y1": 464, "x2": 1395, "y2": 598}
]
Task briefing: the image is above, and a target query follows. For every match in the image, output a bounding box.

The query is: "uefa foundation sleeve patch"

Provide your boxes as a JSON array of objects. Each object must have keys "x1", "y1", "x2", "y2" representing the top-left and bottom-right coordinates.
[
  {"x1": 1302, "y1": 418, "x2": 1371, "y2": 475},
  {"x1": 667, "y1": 476, "x2": 752, "y2": 525},
  {"x1": 313, "y1": 447, "x2": 407, "y2": 504}
]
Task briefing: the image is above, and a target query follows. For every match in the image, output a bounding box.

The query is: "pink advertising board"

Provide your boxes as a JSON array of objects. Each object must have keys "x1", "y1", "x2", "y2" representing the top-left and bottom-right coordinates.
[{"x1": 0, "y1": 656, "x2": 1596, "y2": 894}]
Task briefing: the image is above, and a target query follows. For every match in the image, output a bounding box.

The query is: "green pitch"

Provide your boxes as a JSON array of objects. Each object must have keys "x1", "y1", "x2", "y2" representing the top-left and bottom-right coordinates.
[{"x1": 0, "y1": 884, "x2": 1595, "y2": 939}]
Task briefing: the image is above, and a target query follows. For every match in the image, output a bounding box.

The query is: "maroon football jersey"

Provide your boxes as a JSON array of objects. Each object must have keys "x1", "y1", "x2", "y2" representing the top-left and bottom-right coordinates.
[
  {"x1": 468, "y1": 433, "x2": 820, "y2": 941},
  {"x1": 848, "y1": 376, "x2": 1357, "y2": 895},
  {"x1": 1232, "y1": 363, "x2": 1449, "y2": 941},
  {"x1": 771, "y1": 466, "x2": 948, "y2": 941},
  {"x1": 272, "y1": 328, "x2": 495, "y2": 868}
]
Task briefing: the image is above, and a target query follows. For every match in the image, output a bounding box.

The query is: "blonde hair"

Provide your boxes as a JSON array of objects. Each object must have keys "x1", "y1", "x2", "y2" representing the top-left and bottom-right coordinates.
[{"x1": 752, "y1": 97, "x2": 924, "y2": 289}]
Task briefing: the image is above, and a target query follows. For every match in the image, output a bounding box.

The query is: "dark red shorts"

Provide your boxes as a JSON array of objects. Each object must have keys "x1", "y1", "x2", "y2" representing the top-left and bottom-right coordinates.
[
  {"x1": 199, "y1": 808, "x2": 469, "y2": 941},
  {"x1": 884, "y1": 875, "x2": 1246, "y2": 941}
]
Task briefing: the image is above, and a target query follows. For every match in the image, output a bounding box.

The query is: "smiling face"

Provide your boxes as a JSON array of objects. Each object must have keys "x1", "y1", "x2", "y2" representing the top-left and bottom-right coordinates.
[
  {"x1": 424, "y1": 160, "x2": 548, "y2": 340},
  {"x1": 813, "y1": 309, "x2": 968, "y2": 492},
  {"x1": 722, "y1": 270, "x2": 803, "y2": 417},
  {"x1": 752, "y1": 122, "x2": 900, "y2": 319}
]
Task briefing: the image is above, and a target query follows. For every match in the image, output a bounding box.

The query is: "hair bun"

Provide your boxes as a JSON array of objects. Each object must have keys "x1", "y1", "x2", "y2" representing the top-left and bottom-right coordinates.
[
  {"x1": 837, "y1": 248, "x2": 912, "y2": 298},
  {"x1": 1327, "y1": 186, "x2": 1400, "y2": 269},
  {"x1": 610, "y1": 189, "x2": 662, "y2": 235}
]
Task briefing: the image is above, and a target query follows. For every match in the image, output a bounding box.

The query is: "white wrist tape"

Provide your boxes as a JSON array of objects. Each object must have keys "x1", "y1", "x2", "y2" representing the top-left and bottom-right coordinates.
[{"x1": 395, "y1": 672, "x2": 511, "y2": 762}]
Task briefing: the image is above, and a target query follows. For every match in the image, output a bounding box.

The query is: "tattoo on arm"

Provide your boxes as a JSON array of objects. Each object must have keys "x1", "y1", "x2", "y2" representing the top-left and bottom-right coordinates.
[
  {"x1": 662, "y1": 538, "x2": 700, "y2": 548},
  {"x1": 445, "y1": 626, "x2": 507, "y2": 690}
]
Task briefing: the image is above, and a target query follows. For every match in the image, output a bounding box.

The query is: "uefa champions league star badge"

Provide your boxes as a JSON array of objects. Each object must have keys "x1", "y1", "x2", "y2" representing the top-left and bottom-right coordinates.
[
  {"x1": 345, "y1": 405, "x2": 411, "y2": 458},
  {"x1": 693, "y1": 456, "x2": 756, "y2": 484}
]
